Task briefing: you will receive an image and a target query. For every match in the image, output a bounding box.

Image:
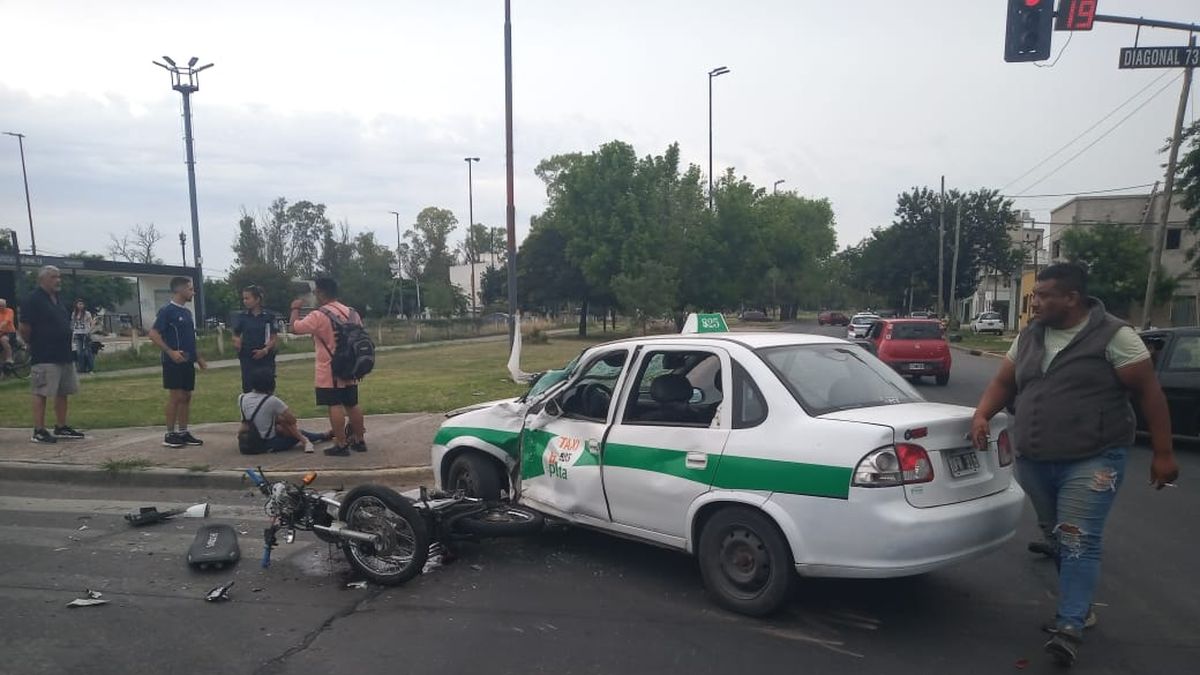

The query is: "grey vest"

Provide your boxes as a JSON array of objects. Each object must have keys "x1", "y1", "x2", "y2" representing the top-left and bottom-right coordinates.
[{"x1": 1012, "y1": 298, "x2": 1135, "y2": 462}]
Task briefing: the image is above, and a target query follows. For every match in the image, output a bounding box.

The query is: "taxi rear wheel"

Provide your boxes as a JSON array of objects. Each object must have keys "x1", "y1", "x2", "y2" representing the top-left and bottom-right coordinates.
[
  {"x1": 698, "y1": 507, "x2": 793, "y2": 616},
  {"x1": 447, "y1": 452, "x2": 503, "y2": 501}
]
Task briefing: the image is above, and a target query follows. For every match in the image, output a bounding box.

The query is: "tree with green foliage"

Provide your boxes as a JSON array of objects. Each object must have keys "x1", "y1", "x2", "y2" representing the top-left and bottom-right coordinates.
[
  {"x1": 203, "y1": 278, "x2": 239, "y2": 325},
  {"x1": 337, "y1": 232, "x2": 398, "y2": 317},
  {"x1": 1173, "y1": 119, "x2": 1200, "y2": 270},
  {"x1": 408, "y1": 207, "x2": 458, "y2": 284},
  {"x1": 1060, "y1": 222, "x2": 1175, "y2": 317},
  {"x1": 846, "y1": 187, "x2": 1018, "y2": 310},
  {"x1": 57, "y1": 254, "x2": 135, "y2": 311}
]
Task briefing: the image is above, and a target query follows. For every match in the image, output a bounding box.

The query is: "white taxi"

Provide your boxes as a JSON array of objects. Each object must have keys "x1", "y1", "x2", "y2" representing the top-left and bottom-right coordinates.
[{"x1": 430, "y1": 317, "x2": 1023, "y2": 616}]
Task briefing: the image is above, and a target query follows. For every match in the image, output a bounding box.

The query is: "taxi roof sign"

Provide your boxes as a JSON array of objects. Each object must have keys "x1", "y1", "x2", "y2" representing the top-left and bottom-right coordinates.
[{"x1": 681, "y1": 313, "x2": 729, "y2": 334}]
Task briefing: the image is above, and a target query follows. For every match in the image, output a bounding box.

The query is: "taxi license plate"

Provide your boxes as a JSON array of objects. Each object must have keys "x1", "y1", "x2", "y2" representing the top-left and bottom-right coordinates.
[
  {"x1": 947, "y1": 450, "x2": 980, "y2": 477},
  {"x1": 909, "y1": 363, "x2": 925, "y2": 371}
]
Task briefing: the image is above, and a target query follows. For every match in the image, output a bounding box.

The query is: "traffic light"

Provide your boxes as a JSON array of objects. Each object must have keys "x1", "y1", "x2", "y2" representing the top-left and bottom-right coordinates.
[{"x1": 1005, "y1": 0, "x2": 1054, "y2": 62}]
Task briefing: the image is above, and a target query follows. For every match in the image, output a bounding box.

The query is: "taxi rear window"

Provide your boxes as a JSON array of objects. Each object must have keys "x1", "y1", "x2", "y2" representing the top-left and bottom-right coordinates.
[
  {"x1": 759, "y1": 344, "x2": 922, "y2": 415},
  {"x1": 890, "y1": 322, "x2": 942, "y2": 340}
]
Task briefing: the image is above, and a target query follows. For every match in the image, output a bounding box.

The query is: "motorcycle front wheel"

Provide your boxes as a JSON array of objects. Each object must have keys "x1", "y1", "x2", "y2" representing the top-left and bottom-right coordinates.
[
  {"x1": 454, "y1": 503, "x2": 544, "y2": 537},
  {"x1": 338, "y1": 485, "x2": 430, "y2": 585}
]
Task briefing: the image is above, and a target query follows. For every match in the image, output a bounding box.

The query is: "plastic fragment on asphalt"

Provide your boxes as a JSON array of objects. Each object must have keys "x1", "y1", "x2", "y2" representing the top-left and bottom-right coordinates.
[
  {"x1": 77, "y1": 524, "x2": 88, "y2": 531},
  {"x1": 345, "y1": 581, "x2": 368, "y2": 589},
  {"x1": 67, "y1": 590, "x2": 108, "y2": 608},
  {"x1": 205, "y1": 581, "x2": 235, "y2": 602},
  {"x1": 1015, "y1": 658, "x2": 1029, "y2": 669},
  {"x1": 470, "y1": 564, "x2": 483, "y2": 571}
]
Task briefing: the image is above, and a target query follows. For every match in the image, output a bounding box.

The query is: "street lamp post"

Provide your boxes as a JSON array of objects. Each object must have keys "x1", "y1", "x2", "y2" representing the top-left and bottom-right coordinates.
[
  {"x1": 179, "y1": 231, "x2": 187, "y2": 266},
  {"x1": 464, "y1": 156, "x2": 480, "y2": 316},
  {"x1": 390, "y1": 210, "x2": 405, "y2": 317},
  {"x1": 504, "y1": 0, "x2": 518, "y2": 345},
  {"x1": 2, "y1": 131, "x2": 37, "y2": 255},
  {"x1": 154, "y1": 56, "x2": 213, "y2": 326},
  {"x1": 707, "y1": 66, "x2": 730, "y2": 210},
  {"x1": 773, "y1": 179, "x2": 785, "y2": 195}
]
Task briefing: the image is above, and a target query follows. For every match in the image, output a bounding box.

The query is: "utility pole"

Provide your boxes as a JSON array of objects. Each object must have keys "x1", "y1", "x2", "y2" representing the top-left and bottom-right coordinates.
[
  {"x1": 154, "y1": 56, "x2": 213, "y2": 327},
  {"x1": 1142, "y1": 35, "x2": 1194, "y2": 329},
  {"x1": 949, "y1": 199, "x2": 961, "y2": 326},
  {"x1": 937, "y1": 176, "x2": 945, "y2": 317},
  {"x1": 2, "y1": 132, "x2": 36, "y2": 255},
  {"x1": 390, "y1": 210, "x2": 405, "y2": 317},
  {"x1": 464, "y1": 156, "x2": 480, "y2": 316},
  {"x1": 179, "y1": 231, "x2": 187, "y2": 266},
  {"x1": 503, "y1": 0, "x2": 518, "y2": 345}
]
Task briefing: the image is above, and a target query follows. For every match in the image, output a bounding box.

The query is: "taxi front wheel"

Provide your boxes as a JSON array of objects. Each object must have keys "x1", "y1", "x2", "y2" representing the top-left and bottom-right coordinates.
[
  {"x1": 447, "y1": 452, "x2": 503, "y2": 501},
  {"x1": 698, "y1": 507, "x2": 793, "y2": 616}
]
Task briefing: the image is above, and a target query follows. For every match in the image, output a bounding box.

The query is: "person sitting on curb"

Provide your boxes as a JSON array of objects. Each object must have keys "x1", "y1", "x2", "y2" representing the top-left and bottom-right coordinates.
[{"x1": 238, "y1": 369, "x2": 331, "y2": 453}]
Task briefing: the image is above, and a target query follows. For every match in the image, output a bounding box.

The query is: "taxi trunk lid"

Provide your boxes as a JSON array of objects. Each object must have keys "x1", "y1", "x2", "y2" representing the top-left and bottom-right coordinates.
[{"x1": 821, "y1": 402, "x2": 1010, "y2": 508}]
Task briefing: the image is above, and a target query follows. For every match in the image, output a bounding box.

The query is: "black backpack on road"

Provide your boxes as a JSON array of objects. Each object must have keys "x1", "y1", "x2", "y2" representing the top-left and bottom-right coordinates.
[{"x1": 318, "y1": 307, "x2": 375, "y2": 380}]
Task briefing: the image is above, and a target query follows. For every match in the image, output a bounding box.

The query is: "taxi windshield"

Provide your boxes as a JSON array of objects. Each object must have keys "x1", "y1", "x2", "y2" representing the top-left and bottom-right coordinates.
[
  {"x1": 524, "y1": 353, "x2": 582, "y2": 400},
  {"x1": 759, "y1": 344, "x2": 922, "y2": 414}
]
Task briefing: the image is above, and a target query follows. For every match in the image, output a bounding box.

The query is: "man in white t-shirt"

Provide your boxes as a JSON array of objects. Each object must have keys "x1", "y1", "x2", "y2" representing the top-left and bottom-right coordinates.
[{"x1": 239, "y1": 370, "x2": 330, "y2": 453}]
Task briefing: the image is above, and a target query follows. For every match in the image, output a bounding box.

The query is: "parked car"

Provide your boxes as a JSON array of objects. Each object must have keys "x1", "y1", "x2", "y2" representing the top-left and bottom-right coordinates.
[
  {"x1": 739, "y1": 309, "x2": 769, "y2": 322},
  {"x1": 970, "y1": 312, "x2": 1005, "y2": 335},
  {"x1": 431, "y1": 328, "x2": 1022, "y2": 616},
  {"x1": 818, "y1": 311, "x2": 850, "y2": 326},
  {"x1": 876, "y1": 308, "x2": 899, "y2": 318},
  {"x1": 865, "y1": 319, "x2": 952, "y2": 385},
  {"x1": 1138, "y1": 327, "x2": 1200, "y2": 439},
  {"x1": 909, "y1": 311, "x2": 933, "y2": 319},
  {"x1": 846, "y1": 313, "x2": 881, "y2": 339}
]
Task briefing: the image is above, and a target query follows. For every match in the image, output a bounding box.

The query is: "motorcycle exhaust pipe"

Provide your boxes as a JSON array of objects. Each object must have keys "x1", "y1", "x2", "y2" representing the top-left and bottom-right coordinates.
[{"x1": 312, "y1": 523, "x2": 379, "y2": 545}]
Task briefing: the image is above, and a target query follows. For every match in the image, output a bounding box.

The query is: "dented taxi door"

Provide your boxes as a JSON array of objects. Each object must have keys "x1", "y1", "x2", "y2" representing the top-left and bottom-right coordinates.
[{"x1": 517, "y1": 348, "x2": 632, "y2": 522}]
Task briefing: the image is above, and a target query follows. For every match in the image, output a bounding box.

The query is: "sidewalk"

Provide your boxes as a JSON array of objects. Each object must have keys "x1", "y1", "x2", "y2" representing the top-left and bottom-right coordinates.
[{"x1": 0, "y1": 412, "x2": 445, "y2": 490}]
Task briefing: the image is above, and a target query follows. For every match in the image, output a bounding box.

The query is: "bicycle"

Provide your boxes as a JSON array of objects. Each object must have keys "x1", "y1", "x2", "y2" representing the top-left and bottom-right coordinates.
[{"x1": 1, "y1": 338, "x2": 31, "y2": 379}]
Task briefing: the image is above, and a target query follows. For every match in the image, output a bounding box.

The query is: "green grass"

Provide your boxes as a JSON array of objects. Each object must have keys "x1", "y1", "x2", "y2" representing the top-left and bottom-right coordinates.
[
  {"x1": 101, "y1": 458, "x2": 155, "y2": 473},
  {"x1": 0, "y1": 336, "x2": 605, "y2": 430},
  {"x1": 952, "y1": 332, "x2": 1015, "y2": 354}
]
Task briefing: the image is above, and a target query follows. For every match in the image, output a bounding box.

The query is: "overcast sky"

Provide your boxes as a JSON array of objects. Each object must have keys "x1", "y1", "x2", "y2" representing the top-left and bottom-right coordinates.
[{"x1": 1, "y1": 0, "x2": 1196, "y2": 278}]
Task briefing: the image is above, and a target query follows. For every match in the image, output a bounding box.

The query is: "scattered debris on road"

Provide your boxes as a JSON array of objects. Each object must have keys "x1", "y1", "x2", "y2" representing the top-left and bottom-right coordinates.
[
  {"x1": 66, "y1": 589, "x2": 108, "y2": 608},
  {"x1": 205, "y1": 581, "x2": 235, "y2": 602},
  {"x1": 345, "y1": 580, "x2": 368, "y2": 589},
  {"x1": 124, "y1": 503, "x2": 209, "y2": 527}
]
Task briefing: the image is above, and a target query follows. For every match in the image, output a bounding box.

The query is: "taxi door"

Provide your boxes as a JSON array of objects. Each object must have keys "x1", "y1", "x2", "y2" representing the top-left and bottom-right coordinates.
[
  {"x1": 601, "y1": 346, "x2": 732, "y2": 537},
  {"x1": 518, "y1": 348, "x2": 631, "y2": 522}
]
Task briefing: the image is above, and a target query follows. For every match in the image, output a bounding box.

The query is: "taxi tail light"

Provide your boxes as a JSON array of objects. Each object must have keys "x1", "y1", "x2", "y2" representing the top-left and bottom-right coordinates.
[
  {"x1": 852, "y1": 444, "x2": 934, "y2": 487},
  {"x1": 896, "y1": 443, "x2": 934, "y2": 484},
  {"x1": 996, "y1": 429, "x2": 1014, "y2": 467}
]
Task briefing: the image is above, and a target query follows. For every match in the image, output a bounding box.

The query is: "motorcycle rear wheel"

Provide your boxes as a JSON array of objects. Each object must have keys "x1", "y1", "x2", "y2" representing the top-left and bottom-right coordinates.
[{"x1": 338, "y1": 485, "x2": 429, "y2": 585}]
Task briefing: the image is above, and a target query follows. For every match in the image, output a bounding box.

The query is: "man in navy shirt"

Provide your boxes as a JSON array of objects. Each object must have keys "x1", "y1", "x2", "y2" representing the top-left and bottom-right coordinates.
[
  {"x1": 232, "y1": 285, "x2": 279, "y2": 394},
  {"x1": 19, "y1": 266, "x2": 85, "y2": 443},
  {"x1": 149, "y1": 276, "x2": 208, "y2": 448}
]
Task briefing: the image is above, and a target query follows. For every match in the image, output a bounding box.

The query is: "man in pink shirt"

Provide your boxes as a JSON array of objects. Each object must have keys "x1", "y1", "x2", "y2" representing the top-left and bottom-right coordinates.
[{"x1": 289, "y1": 278, "x2": 367, "y2": 456}]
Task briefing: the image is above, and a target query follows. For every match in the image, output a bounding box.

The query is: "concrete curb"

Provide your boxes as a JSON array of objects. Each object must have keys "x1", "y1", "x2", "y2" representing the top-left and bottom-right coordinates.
[
  {"x1": 949, "y1": 343, "x2": 1005, "y2": 359},
  {"x1": 0, "y1": 460, "x2": 433, "y2": 490}
]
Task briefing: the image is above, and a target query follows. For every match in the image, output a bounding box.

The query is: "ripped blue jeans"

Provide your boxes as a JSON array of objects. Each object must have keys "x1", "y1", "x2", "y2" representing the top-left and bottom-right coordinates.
[{"x1": 1016, "y1": 447, "x2": 1127, "y2": 632}]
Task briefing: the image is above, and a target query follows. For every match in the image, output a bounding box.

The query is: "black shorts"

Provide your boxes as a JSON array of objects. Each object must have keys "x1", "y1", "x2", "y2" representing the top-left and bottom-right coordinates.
[
  {"x1": 162, "y1": 362, "x2": 196, "y2": 391},
  {"x1": 315, "y1": 386, "x2": 358, "y2": 407}
]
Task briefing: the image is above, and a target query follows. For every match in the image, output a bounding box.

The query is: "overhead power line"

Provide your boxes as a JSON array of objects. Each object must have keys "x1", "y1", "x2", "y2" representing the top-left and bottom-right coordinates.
[
  {"x1": 1004, "y1": 182, "x2": 1157, "y2": 199},
  {"x1": 1013, "y1": 72, "x2": 1184, "y2": 196},
  {"x1": 1001, "y1": 70, "x2": 1173, "y2": 192}
]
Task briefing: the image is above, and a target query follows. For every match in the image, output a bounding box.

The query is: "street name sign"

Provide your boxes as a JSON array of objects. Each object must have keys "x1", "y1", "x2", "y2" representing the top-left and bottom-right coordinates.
[{"x1": 1118, "y1": 46, "x2": 1200, "y2": 69}]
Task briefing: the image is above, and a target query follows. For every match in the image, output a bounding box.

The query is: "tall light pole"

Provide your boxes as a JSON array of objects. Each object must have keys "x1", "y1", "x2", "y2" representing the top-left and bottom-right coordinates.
[
  {"x1": 707, "y1": 66, "x2": 730, "y2": 210},
  {"x1": 390, "y1": 210, "x2": 405, "y2": 317},
  {"x1": 464, "y1": 156, "x2": 480, "y2": 316},
  {"x1": 773, "y1": 179, "x2": 785, "y2": 195},
  {"x1": 154, "y1": 56, "x2": 213, "y2": 326},
  {"x1": 2, "y1": 132, "x2": 36, "y2": 255},
  {"x1": 504, "y1": 0, "x2": 518, "y2": 344},
  {"x1": 179, "y1": 231, "x2": 187, "y2": 266}
]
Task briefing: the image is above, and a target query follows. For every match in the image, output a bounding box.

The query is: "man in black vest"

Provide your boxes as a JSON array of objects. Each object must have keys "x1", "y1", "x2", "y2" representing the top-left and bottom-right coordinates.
[{"x1": 971, "y1": 263, "x2": 1178, "y2": 667}]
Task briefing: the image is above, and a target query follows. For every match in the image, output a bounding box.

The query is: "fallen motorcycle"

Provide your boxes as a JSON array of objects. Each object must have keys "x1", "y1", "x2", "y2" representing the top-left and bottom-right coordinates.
[{"x1": 245, "y1": 467, "x2": 543, "y2": 585}]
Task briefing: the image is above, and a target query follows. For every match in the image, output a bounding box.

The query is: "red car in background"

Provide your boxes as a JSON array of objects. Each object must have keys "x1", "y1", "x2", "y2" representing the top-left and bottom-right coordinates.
[
  {"x1": 818, "y1": 311, "x2": 850, "y2": 326},
  {"x1": 863, "y1": 319, "x2": 952, "y2": 385}
]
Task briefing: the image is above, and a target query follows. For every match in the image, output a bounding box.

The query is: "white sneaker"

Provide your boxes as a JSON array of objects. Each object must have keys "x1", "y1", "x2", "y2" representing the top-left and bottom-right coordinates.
[{"x1": 304, "y1": 441, "x2": 315, "y2": 453}]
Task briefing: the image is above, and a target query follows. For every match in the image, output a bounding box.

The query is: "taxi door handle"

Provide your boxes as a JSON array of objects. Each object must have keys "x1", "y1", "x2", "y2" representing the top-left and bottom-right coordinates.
[
  {"x1": 585, "y1": 439, "x2": 600, "y2": 455},
  {"x1": 685, "y1": 452, "x2": 707, "y2": 470}
]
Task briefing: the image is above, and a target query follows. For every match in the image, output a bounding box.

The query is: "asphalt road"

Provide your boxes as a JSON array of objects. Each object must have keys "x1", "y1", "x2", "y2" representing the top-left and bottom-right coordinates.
[{"x1": 1, "y1": 321, "x2": 1196, "y2": 675}]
